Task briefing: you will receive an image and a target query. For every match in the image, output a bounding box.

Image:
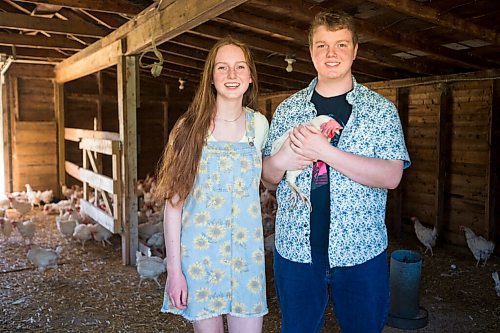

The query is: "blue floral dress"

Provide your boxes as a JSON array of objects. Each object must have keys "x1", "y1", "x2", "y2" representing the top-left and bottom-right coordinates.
[{"x1": 162, "y1": 110, "x2": 268, "y2": 321}]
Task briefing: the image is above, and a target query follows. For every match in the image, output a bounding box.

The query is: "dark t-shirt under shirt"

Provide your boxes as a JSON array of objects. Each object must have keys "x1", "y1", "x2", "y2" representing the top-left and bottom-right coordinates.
[{"x1": 309, "y1": 90, "x2": 352, "y2": 254}]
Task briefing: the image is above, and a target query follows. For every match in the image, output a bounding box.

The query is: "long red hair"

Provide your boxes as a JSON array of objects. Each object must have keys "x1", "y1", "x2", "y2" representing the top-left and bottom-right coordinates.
[{"x1": 154, "y1": 37, "x2": 259, "y2": 206}]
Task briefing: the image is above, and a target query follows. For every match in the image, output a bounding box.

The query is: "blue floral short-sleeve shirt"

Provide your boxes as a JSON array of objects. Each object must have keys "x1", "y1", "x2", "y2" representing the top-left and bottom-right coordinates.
[{"x1": 263, "y1": 77, "x2": 411, "y2": 267}]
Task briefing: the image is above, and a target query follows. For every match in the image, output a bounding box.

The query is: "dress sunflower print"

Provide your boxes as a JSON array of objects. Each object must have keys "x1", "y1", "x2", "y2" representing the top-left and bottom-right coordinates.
[{"x1": 162, "y1": 110, "x2": 268, "y2": 321}]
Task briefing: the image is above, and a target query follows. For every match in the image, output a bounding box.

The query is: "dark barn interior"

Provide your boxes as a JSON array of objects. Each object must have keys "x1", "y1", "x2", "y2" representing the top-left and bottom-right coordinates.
[{"x1": 0, "y1": 0, "x2": 499, "y2": 332}]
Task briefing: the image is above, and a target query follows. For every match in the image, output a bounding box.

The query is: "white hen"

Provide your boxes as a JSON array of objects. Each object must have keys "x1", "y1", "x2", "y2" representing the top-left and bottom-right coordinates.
[
  {"x1": 411, "y1": 216, "x2": 438, "y2": 256},
  {"x1": 460, "y1": 225, "x2": 495, "y2": 267},
  {"x1": 270, "y1": 115, "x2": 343, "y2": 210},
  {"x1": 12, "y1": 220, "x2": 36, "y2": 245},
  {"x1": 73, "y1": 224, "x2": 93, "y2": 249},
  {"x1": 27, "y1": 245, "x2": 63, "y2": 272},
  {"x1": 136, "y1": 251, "x2": 166, "y2": 288},
  {"x1": 492, "y1": 272, "x2": 500, "y2": 297},
  {"x1": 89, "y1": 223, "x2": 113, "y2": 247},
  {"x1": 56, "y1": 211, "x2": 77, "y2": 239}
]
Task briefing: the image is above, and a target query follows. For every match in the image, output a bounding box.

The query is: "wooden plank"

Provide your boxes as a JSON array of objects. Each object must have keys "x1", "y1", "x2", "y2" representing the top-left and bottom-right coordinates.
[
  {"x1": 0, "y1": 12, "x2": 108, "y2": 38},
  {"x1": 118, "y1": 55, "x2": 138, "y2": 265},
  {"x1": 79, "y1": 168, "x2": 114, "y2": 194},
  {"x1": 79, "y1": 138, "x2": 115, "y2": 155},
  {"x1": 55, "y1": 0, "x2": 247, "y2": 83},
  {"x1": 65, "y1": 161, "x2": 81, "y2": 181},
  {"x1": 112, "y1": 140, "x2": 123, "y2": 258},
  {"x1": 65, "y1": 128, "x2": 120, "y2": 142},
  {"x1": 6, "y1": 63, "x2": 55, "y2": 78},
  {"x1": 80, "y1": 199, "x2": 119, "y2": 233},
  {"x1": 486, "y1": 80, "x2": 498, "y2": 239},
  {"x1": 55, "y1": 39, "x2": 122, "y2": 83}
]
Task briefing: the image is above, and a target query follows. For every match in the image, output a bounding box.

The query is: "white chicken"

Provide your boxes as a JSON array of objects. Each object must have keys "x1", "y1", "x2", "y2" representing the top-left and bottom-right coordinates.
[
  {"x1": 27, "y1": 245, "x2": 63, "y2": 272},
  {"x1": 492, "y1": 272, "x2": 500, "y2": 297},
  {"x1": 460, "y1": 225, "x2": 495, "y2": 267},
  {"x1": 8, "y1": 196, "x2": 32, "y2": 216},
  {"x1": 270, "y1": 115, "x2": 343, "y2": 210},
  {"x1": 136, "y1": 251, "x2": 166, "y2": 288},
  {"x1": 138, "y1": 221, "x2": 163, "y2": 241},
  {"x1": 0, "y1": 197, "x2": 10, "y2": 209},
  {"x1": 89, "y1": 223, "x2": 113, "y2": 247},
  {"x1": 56, "y1": 211, "x2": 77, "y2": 239},
  {"x1": 25, "y1": 184, "x2": 42, "y2": 208},
  {"x1": 73, "y1": 224, "x2": 93, "y2": 249},
  {"x1": 61, "y1": 184, "x2": 74, "y2": 199},
  {"x1": 146, "y1": 231, "x2": 164, "y2": 254},
  {"x1": 0, "y1": 217, "x2": 13, "y2": 241},
  {"x1": 411, "y1": 216, "x2": 438, "y2": 256},
  {"x1": 40, "y1": 190, "x2": 54, "y2": 205},
  {"x1": 12, "y1": 219, "x2": 36, "y2": 245}
]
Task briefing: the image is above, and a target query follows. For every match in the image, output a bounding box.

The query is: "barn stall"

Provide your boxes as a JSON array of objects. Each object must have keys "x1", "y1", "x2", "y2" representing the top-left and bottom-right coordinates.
[{"x1": 0, "y1": 0, "x2": 499, "y2": 332}]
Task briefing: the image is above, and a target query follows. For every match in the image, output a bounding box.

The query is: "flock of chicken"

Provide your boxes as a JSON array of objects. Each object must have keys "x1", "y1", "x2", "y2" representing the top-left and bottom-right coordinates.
[
  {"x1": 412, "y1": 216, "x2": 497, "y2": 296},
  {"x1": 3, "y1": 178, "x2": 495, "y2": 293},
  {"x1": 0, "y1": 179, "x2": 168, "y2": 288}
]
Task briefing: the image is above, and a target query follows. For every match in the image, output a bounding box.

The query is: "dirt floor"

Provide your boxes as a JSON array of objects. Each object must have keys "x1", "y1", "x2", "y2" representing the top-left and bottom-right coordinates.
[{"x1": 1, "y1": 209, "x2": 499, "y2": 333}]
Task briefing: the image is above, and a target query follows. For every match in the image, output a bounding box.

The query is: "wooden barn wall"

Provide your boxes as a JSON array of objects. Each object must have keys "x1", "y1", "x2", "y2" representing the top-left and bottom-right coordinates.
[
  {"x1": 64, "y1": 71, "x2": 168, "y2": 182},
  {"x1": 258, "y1": 74, "x2": 498, "y2": 248},
  {"x1": 3, "y1": 63, "x2": 57, "y2": 193}
]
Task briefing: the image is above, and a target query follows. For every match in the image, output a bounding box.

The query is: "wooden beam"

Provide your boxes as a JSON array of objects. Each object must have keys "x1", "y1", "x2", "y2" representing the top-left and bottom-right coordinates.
[
  {"x1": 0, "y1": 32, "x2": 84, "y2": 51},
  {"x1": 435, "y1": 83, "x2": 451, "y2": 238},
  {"x1": 55, "y1": 0, "x2": 247, "y2": 83},
  {"x1": 14, "y1": 0, "x2": 143, "y2": 16},
  {"x1": 55, "y1": 39, "x2": 122, "y2": 83},
  {"x1": 117, "y1": 56, "x2": 138, "y2": 265},
  {"x1": 486, "y1": 80, "x2": 499, "y2": 240},
  {"x1": 0, "y1": 12, "x2": 108, "y2": 38},
  {"x1": 0, "y1": 46, "x2": 68, "y2": 61},
  {"x1": 368, "y1": 0, "x2": 500, "y2": 45}
]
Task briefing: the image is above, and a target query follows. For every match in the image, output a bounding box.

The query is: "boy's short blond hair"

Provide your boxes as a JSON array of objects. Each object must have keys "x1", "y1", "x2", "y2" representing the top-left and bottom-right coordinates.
[{"x1": 308, "y1": 11, "x2": 359, "y2": 47}]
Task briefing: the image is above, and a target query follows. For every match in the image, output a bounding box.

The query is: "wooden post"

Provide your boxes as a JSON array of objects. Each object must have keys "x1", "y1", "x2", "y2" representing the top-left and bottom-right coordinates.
[
  {"x1": 435, "y1": 83, "x2": 451, "y2": 237},
  {"x1": 54, "y1": 83, "x2": 65, "y2": 198},
  {"x1": 486, "y1": 80, "x2": 499, "y2": 240},
  {"x1": 117, "y1": 55, "x2": 138, "y2": 265},
  {"x1": 393, "y1": 87, "x2": 409, "y2": 239}
]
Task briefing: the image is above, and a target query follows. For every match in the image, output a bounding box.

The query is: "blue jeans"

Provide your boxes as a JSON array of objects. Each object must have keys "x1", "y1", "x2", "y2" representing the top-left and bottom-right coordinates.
[{"x1": 274, "y1": 249, "x2": 389, "y2": 333}]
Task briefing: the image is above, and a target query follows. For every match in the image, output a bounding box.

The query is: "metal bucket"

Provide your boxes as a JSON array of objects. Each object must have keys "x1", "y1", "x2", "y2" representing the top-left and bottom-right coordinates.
[{"x1": 386, "y1": 250, "x2": 428, "y2": 329}]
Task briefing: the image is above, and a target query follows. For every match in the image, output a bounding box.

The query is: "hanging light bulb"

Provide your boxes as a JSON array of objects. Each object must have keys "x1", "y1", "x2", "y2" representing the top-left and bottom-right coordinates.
[
  {"x1": 284, "y1": 55, "x2": 296, "y2": 73},
  {"x1": 178, "y1": 78, "x2": 185, "y2": 90}
]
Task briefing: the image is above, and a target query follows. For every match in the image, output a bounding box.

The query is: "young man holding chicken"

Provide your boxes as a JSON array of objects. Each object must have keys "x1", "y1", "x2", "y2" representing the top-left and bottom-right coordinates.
[{"x1": 262, "y1": 11, "x2": 411, "y2": 333}]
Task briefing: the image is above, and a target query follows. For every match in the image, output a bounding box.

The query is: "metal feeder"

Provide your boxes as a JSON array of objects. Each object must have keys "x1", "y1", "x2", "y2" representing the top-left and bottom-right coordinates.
[{"x1": 386, "y1": 250, "x2": 428, "y2": 330}]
